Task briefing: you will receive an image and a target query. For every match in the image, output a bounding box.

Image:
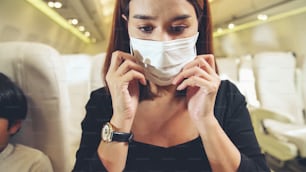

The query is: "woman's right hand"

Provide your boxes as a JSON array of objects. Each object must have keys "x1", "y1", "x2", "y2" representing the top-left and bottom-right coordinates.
[{"x1": 105, "y1": 51, "x2": 146, "y2": 132}]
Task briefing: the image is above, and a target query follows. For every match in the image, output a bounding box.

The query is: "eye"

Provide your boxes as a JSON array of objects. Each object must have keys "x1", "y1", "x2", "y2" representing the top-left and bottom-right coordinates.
[
  {"x1": 138, "y1": 25, "x2": 154, "y2": 33},
  {"x1": 169, "y1": 25, "x2": 187, "y2": 34}
]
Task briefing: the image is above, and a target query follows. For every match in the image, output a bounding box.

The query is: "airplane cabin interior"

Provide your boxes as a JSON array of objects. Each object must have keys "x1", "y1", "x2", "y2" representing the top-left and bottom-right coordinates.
[{"x1": 0, "y1": 0, "x2": 306, "y2": 171}]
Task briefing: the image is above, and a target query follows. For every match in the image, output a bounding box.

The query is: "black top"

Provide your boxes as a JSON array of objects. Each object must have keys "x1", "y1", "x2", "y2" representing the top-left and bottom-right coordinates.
[{"x1": 73, "y1": 80, "x2": 270, "y2": 172}]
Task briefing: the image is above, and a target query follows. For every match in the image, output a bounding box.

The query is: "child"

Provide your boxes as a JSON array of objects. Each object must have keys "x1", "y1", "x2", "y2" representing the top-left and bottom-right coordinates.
[{"x1": 0, "y1": 72, "x2": 53, "y2": 172}]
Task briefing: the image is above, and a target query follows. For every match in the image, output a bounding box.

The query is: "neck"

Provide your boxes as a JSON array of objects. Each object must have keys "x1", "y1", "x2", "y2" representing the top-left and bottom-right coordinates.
[
  {"x1": 148, "y1": 81, "x2": 178, "y2": 96},
  {"x1": 132, "y1": 90, "x2": 198, "y2": 147},
  {"x1": 133, "y1": 90, "x2": 186, "y2": 133},
  {"x1": 0, "y1": 143, "x2": 8, "y2": 153}
]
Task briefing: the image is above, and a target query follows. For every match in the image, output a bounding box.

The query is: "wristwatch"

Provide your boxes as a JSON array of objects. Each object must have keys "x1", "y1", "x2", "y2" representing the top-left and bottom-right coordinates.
[{"x1": 101, "y1": 122, "x2": 133, "y2": 143}]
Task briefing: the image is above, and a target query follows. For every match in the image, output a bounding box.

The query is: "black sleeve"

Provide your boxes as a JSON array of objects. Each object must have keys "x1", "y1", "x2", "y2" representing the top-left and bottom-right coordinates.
[
  {"x1": 72, "y1": 88, "x2": 112, "y2": 172},
  {"x1": 220, "y1": 81, "x2": 270, "y2": 172}
]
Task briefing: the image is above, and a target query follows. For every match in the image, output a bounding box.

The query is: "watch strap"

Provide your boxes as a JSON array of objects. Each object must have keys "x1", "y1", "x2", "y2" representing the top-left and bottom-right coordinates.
[
  {"x1": 102, "y1": 122, "x2": 133, "y2": 143},
  {"x1": 112, "y1": 131, "x2": 134, "y2": 143}
]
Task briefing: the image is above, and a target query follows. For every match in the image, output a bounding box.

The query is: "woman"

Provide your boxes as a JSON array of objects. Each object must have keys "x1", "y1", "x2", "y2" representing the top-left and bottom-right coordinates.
[{"x1": 73, "y1": 0, "x2": 270, "y2": 171}]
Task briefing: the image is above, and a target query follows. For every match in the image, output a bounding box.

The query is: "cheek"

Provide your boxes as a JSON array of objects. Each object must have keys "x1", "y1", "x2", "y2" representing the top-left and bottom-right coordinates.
[
  {"x1": 127, "y1": 23, "x2": 133, "y2": 36},
  {"x1": 0, "y1": 129, "x2": 10, "y2": 147},
  {"x1": 127, "y1": 22, "x2": 135, "y2": 38}
]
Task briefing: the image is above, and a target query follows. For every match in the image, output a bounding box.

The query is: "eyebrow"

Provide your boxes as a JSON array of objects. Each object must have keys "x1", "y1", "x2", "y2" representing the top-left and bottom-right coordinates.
[
  {"x1": 171, "y1": 14, "x2": 191, "y2": 21},
  {"x1": 132, "y1": 14, "x2": 191, "y2": 21},
  {"x1": 133, "y1": 14, "x2": 157, "y2": 20}
]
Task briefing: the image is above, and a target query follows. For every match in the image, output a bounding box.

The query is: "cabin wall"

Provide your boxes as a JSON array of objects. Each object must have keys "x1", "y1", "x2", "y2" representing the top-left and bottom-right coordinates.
[
  {"x1": 214, "y1": 12, "x2": 306, "y2": 65},
  {"x1": 1, "y1": 0, "x2": 305, "y2": 59},
  {"x1": 0, "y1": 0, "x2": 106, "y2": 54}
]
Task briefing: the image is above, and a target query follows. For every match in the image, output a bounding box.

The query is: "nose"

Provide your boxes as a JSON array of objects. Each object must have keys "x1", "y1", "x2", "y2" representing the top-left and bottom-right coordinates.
[
  {"x1": 160, "y1": 33, "x2": 172, "y2": 41},
  {"x1": 155, "y1": 30, "x2": 173, "y2": 41}
]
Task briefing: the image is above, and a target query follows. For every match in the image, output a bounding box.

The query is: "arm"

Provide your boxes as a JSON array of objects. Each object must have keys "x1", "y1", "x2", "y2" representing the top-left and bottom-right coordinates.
[
  {"x1": 173, "y1": 54, "x2": 270, "y2": 172},
  {"x1": 173, "y1": 55, "x2": 241, "y2": 171},
  {"x1": 221, "y1": 81, "x2": 270, "y2": 172},
  {"x1": 72, "y1": 88, "x2": 111, "y2": 172},
  {"x1": 194, "y1": 115, "x2": 241, "y2": 172},
  {"x1": 73, "y1": 88, "x2": 133, "y2": 172},
  {"x1": 97, "y1": 117, "x2": 133, "y2": 172},
  {"x1": 173, "y1": 55, "x2": 240, "y2": 172},
  {"x1": 195, "y1": 82, "x2": 270, "y2": 172},
  {"x1": 97, "y1": 51, "x2": 145, "y2": 171},
  {"x1": 73, "y1": 51, "x2": 145, "y2": 172}
]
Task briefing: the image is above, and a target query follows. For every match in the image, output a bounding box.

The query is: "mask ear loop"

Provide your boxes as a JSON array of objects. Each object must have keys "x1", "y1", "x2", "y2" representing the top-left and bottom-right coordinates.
[
  {"x1": 129, "y1": 40, "x2": 147, "y2": 68},
  {"x1": 129, "y1": 41, "x2": 134, "y2": 56},
  {"x1": 193, "y1": 32, "x2": 200, "y2": 57}
]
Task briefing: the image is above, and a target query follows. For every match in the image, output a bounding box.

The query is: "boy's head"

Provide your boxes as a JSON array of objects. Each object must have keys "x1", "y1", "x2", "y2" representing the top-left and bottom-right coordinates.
[{"x1": 0, "y1": 72, "x2": 27, "y2": 152}]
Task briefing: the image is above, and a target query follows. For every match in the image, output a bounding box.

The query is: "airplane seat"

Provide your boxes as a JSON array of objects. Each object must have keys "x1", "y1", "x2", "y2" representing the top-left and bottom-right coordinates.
[
  {"x1": 217, "y1": 56, "x2": 260, "y2": 108},
  {"x1": 0, "y1": 41, "x2": 71, "y2": 172},
  {"x1": 253, "y1": 52, "x2": 305, "y2": 123},
  {"x1": 61, "y1": 54, "x2": 92, "y2": 169},
  {"x1": 216, "y1": 57, "x2": 249, "y2": 101},
  {"x1": 238, "y1": 55, "x2": 260, "y2": 108},
  {"x1": 90, "y1": 52, "x2": 106, "y2": 91},
  {"x1": 250, "y1": 51, "x2": 306, "y2": 166},
  {"x1": 59, "y1": 52, "x2": 105, "y2": 169},
  {"x1": 302, "y1": 58, "x2": 306, "y2": 121},
  {"x1": 216, "y1": 57, "x2": 240, "y2": 82}
]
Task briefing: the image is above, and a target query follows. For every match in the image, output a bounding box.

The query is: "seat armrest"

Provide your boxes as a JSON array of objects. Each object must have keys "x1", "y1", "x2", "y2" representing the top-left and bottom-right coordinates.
[
  {"x1": 249, "y1": 108, "x2": 299, "y2": 160},
  {"x1": 250, "y1": 108, "x2": 294, "y2": 124}
]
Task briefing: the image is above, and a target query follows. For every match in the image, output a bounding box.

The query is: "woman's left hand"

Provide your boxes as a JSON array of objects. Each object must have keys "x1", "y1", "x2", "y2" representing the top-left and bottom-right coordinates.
[{"x1": 172, "y1": 54, "x2": 221, "y2": 121}]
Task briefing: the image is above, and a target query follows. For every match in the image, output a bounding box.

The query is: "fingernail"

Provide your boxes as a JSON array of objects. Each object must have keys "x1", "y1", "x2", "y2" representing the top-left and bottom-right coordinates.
[{"x1": 177, "y1": 85, "x2": 183, "y2": 90}]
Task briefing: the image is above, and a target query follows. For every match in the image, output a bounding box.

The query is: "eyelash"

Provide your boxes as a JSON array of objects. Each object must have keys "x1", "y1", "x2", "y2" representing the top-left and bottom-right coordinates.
[
  {"x1": 137, "y1": 25, "x2": 188, "y2": 34},
  {"x1": 169, "y1": 25, "x2": 188, "y2": 34},
  {"x1": 138, "y1": 26, "x2": 154, "y2": 33}
]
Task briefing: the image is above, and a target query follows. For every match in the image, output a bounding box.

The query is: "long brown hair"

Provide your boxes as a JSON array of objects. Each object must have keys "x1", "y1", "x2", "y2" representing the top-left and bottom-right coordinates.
[{"x1": 103, "y1": 0, "x2": 216, "y2": 98}]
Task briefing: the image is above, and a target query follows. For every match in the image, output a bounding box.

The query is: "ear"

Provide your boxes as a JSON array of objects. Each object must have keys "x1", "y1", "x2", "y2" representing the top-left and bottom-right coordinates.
[
  {"x1": 121, "y1": 14, "x2": 129, "y2": 30},
  {"x1": 8, "y1": 120, "x2": 22, "y2": 135},
  {"x1": 122, "y1": 14, "x2": 128, "y2": 21}
]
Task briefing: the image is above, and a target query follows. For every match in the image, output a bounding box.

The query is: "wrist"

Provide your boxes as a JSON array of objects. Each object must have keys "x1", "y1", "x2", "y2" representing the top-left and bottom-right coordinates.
[
  {"x1": 110, "y1": 116, "x2": 134, "y2": 132},
  {"x1": 193, "y1": 115, "x2": 218, "y2": 135},
  {"x1": 101, "y1": 122, "x2": 134, "y2": 143}
]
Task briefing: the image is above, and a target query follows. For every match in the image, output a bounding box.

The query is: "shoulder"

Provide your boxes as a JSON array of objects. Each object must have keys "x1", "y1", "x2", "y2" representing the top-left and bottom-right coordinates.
[
  {"x1": 215, "y1": 80, "x2": 246, "y2": 106},
  {"x1": 86, "y1": 87, "x2": 112, "y2": 110},
  {"x1": 217, "y1": 80, "x2": 243, "y2": 98},
  {"x1": 89, "y1": 87, "x2": 111, "y2": 102},
  {"x1": 14, "y1": 144, "x2": 41, "y2": 154},
  {"x1": 14, "y1": 144, "x2": 49, "y2": 160},
  {"x1": 214, "y1": 80, "x2": 247, "y2": 124},
  {"x1": 13, "y1": 144, "x2": 52, "y2": 166},
  {"x1": 0, "y1": 144, "x2": 53, "y2": 171},
  {"x1": 82, "y1": 87, "x2": 113, "y2": 126}
]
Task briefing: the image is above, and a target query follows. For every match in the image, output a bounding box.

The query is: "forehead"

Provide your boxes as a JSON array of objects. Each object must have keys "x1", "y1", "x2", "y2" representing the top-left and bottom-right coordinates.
[{"x1": 129, "y1": 0, "x2": 196, "y2": 17}]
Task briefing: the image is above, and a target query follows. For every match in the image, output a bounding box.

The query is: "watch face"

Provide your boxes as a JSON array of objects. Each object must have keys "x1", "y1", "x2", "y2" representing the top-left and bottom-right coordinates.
[{"x1": 102, "y1": 124, "x2": 112, "y2": 142}]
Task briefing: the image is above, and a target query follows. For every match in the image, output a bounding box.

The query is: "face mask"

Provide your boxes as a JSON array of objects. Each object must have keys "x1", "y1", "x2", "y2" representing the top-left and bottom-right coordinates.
[{"x1": 130, "y1": 32, "x2": 199, "y2": 86}]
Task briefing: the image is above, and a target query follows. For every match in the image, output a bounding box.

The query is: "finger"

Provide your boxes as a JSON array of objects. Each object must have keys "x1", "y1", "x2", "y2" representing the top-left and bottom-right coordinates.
[
  {"x1": 183, "y1": 55, "x2": 215, "y2": 74},
  {"x1": 116, "y1": 59, "x2": 145, "y2": 76},
  {"x1": 202, "y1": 54, "x2": 216, "y2": 72},
  {"x1": 176, "y1": 76, "x2": 211, "y2": 90},
  {"x1": 109, "y1": 51, "x2": 137, "y2": 72},
  {"x1": 122, "y1": 70, "x2": 147, "y2": 86},
  {"x1": 172, "y1": 66, "x2": 211, "y2": 85}
]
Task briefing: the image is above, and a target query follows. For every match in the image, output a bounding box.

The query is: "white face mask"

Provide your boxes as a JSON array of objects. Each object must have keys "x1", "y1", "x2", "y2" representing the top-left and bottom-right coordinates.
[{"x1": 130, "y1": 32, "x2": 199, "y2": 86}]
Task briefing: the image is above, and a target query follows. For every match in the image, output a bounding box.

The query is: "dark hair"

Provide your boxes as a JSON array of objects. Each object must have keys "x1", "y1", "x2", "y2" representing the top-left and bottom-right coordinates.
[
  {"x1": 0, "y1": 73, "x2": 27, "y2": 129},
  {"x1": 103, "y1": 0, "x2": 216, "y2": 99}
]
